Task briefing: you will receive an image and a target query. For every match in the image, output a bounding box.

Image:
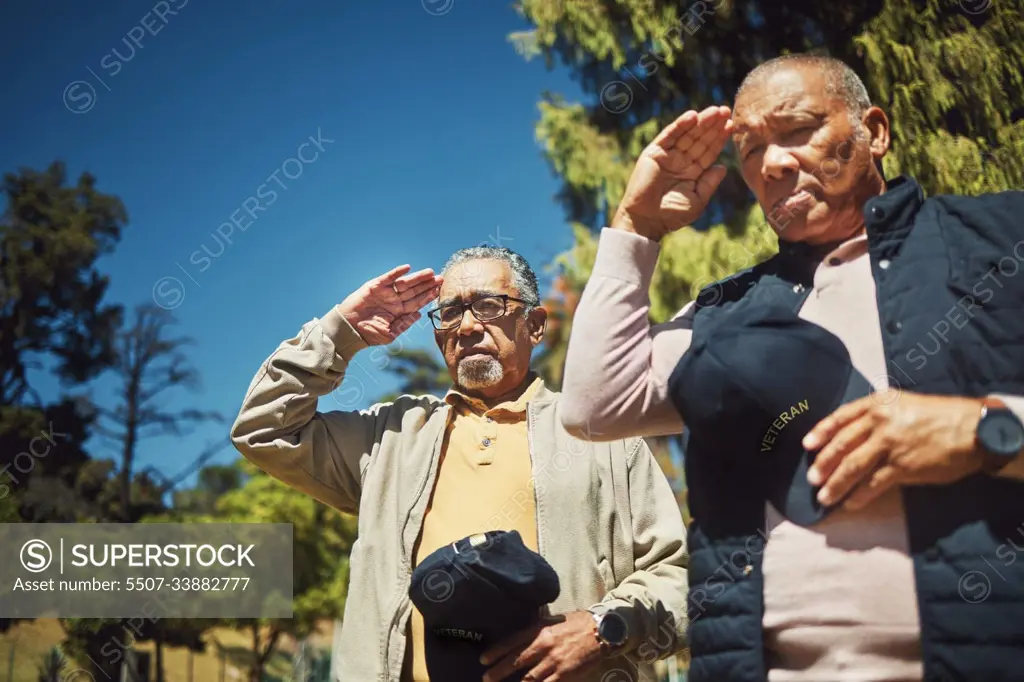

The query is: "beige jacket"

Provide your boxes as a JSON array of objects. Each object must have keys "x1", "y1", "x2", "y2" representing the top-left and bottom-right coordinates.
[{"x1": 229, "y1": 305, "x2": 690, "y2": 682}]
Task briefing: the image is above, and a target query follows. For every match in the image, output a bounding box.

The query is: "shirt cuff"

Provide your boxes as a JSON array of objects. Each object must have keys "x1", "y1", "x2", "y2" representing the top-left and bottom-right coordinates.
[
  {"x1": 320, "y1": 305, "x2": 368, "y2": 362},
  {"x1": 592, "y1": 228, "x2": 662, "y2": 290}
]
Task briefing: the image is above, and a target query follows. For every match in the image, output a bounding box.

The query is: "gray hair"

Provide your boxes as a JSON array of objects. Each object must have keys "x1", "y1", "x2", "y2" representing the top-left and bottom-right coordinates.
[
  {"x1": 736, "y1": 54, "x2": 872, "y2": 119},
  {"x1": 440, "y1": 246, "x2": 540, "y2": 308}
]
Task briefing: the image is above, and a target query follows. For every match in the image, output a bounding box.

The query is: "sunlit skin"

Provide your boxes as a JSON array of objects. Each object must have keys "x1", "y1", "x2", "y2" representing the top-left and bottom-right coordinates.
[
  {"x1": 731, "y1": 64, "x2": 891, "y2": 245},
  {"x1": 433, "y1": 258, "x2": 546, "y2": 406}
]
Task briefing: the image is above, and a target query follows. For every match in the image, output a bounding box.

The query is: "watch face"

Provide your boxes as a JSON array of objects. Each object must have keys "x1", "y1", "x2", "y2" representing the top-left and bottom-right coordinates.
[
  {"x1": 979, "y1": 409, "x2": 1024, "y2": 458},
  {"x1": 599, "y1": 612, "x2": 628, "y2": 646}
]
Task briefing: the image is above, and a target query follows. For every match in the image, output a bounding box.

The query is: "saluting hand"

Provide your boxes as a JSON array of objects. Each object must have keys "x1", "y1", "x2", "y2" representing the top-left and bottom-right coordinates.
[
  {"x1": 613, "y1": 105, "x2": 733, "y2": 242},
  {"x1": 337, "y1": 264, "x2": 443, "y2": 346}
]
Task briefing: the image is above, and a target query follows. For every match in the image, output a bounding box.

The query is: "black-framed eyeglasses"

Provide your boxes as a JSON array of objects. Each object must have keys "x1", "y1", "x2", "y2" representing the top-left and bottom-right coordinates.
[{"x1": 427, "y1": 294, "x2": 529, "y2": 330}]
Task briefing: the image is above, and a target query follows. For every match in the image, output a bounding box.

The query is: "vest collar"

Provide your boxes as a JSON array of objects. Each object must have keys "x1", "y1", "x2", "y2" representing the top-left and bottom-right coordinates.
[{"x1": 771, "y1": 176, "x2": 924, "y2": 283}]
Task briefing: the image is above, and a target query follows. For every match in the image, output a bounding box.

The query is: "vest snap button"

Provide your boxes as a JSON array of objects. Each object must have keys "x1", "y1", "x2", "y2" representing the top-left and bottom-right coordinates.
[
  {"x1": 871, "y1": 205, "x2": 885, "y2": 220},
  {"x1": 879, "y1": 259, "x2": 891, "y2": 270}
]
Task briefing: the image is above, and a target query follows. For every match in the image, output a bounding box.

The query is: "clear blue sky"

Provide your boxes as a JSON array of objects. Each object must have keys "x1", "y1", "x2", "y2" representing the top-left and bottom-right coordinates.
[{"x1": 1, "y1": 0, "x2": 588, "y2": 492}]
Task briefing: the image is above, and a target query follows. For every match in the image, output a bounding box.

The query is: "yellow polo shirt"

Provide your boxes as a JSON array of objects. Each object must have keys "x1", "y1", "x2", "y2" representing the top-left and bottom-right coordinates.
[{"x1": 403, "y1": 376, "x2": 543, "y2": 681}]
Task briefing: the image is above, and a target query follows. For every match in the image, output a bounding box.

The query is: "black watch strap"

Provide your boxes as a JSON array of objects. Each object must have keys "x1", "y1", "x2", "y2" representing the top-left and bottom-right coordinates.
[{"x1": 977, "y1": 398, "x2": 1024, "y2": 473}]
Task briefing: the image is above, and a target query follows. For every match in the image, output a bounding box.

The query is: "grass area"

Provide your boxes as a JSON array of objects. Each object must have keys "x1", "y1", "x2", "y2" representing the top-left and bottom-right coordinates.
[{"x1": 0, "y1": 619, "x2": 335, "y2": 682}]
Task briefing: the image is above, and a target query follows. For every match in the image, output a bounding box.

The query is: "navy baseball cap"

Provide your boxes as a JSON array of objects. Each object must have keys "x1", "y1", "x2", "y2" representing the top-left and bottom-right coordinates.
[
  {"x1": 669, "y1": 304, "x2": 874, "y2": 525},
  {"x1": 409, "y1": 530, "x2": 561, "y2": 681}
]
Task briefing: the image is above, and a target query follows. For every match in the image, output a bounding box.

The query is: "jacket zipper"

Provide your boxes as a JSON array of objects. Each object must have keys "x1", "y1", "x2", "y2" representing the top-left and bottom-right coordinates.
[
  {"x1": 382, "y1": 406, "x2": 449, "y2": 681},
  {"x1": 525, "y1": 405, "x2": 545, "y2": 559}
]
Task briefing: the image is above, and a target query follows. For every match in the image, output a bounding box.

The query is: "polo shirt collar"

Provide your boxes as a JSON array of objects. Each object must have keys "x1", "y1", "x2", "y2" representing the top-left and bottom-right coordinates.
[{"x1": 445, "y1": 374, "x2": 545, "y2": 417}]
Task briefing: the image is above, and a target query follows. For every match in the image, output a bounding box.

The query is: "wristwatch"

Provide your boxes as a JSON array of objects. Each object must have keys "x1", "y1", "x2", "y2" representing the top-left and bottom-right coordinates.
[
  {"x1": 976, "y1": 397, "x2": 1024, "y2": 473},
  {"x1": 589, "y1": 609, "x2": 629, "y2": 652}
]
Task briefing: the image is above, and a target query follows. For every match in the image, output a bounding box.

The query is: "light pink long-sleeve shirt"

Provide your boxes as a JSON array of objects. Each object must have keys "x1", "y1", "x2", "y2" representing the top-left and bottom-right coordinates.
[{"x1": 561, "y1": 227, "x2": 1024, "y2": 682}]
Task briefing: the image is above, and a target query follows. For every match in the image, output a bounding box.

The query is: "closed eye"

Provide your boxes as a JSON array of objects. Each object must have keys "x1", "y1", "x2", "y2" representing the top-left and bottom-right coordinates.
[{"x1": 742, "y1": 143, "x2": 765, "y2": 160}]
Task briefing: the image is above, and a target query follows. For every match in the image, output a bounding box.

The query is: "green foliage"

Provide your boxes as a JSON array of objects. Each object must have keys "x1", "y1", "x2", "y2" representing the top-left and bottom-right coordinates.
[
  {"x1": 57, "y1": 619, "x2": 126, "y2": 681},
  {"x1": 35, "y1": 645, "x2": 67, "y2": 682},
  {"x1": 1, "y1": 161, "x2": 126, "y2": 405},
  {"x1": 374, "y1": 347, "x2": 451, "y2": 402},
  {"x1": 0, "y1": 162, "x2": 128, "y2": 524},
  {"x1": 648, "y1": 206, "x2": 778, "y2": 321},
  {"x1": 172, "y1": 463, "x2": 246, "y2": 515},
  {"x1": 859, "y1": 0, "x2": 1024, "y2": 194},
  {"x1": 183, "y1": 460, "x2": 357, "y2": 681}
]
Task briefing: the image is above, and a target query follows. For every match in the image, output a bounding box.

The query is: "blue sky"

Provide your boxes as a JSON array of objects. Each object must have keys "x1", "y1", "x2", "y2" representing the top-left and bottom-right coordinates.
[{"x1": 1, "y1": 0, "x2": 588, "y2": 492}]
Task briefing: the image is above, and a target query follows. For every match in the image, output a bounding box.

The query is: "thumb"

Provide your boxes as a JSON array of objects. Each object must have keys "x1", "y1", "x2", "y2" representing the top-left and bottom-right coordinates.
[{"x1": 695, "y1": 164, "x2": 728, "y2": 205}]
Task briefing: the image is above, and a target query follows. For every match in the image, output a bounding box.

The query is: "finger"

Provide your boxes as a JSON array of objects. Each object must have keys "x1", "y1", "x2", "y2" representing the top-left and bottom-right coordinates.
[
  {"x1": 817, "y1": 434, "x2": 888, "y2": 507},
  {"x1": 481, "y1": 626, "x2": 539, "y2": 666},
  {"x1": 373, "y1": 264, "x2": 412, "y2": 286},
  {"x1": 403, "y1": 288, "x2": 441, "y2": 314},
  {"x1": 483, "y1": 646, "x2": 542, "y2": 682},
  {"x1": 674, "y1": 105, "x2": 731, "y2": 156},
  {"x1": 392, "y1": 268, "x2": 437, "y2": 292},
  {"x1": 694, "y1": 164, "x2": 729, "y2": 205},
  {"x1": 683, "y1": 112, "x2": 731, "y2": 168},
  {"x1": 806, "y1": 417, "x2": 874, "y2": 487},
  {"x1": 399, "y1": 276, "x2": 443, "y2": 302},
  {"x1": 802, "y1": 397, "x2": 873, "y2": 451},
  {"x1": 651, "y1": 110, "x2": 700, "y2": 149},
  {"x1": 695, "y1": 121, "x2": 734, "y2": 169},
  {"x1": 513, "y1": 632, "x2": 555, "y2": 674},
  {"x1": 391, "y1": 311, "x2": 421, "y2": 336},
  {"x1": 843, "y1": 465, "x2": 899, "y2": 511},
  {"x1": 522, "y1": 657, "x2": 557, "y2": 682}
]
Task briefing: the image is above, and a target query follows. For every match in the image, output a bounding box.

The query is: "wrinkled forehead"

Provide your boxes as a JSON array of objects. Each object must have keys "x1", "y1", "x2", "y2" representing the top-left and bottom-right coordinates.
[
  {"x1": 438, "y1": 258, "x2": 517, "y2": 304},
  {"x1": 732, "y1": 67, "x2": 832, "y2": 132}
]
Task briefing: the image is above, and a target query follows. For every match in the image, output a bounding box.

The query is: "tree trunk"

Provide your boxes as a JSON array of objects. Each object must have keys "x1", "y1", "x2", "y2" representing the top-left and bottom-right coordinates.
[
  {"x1": 249, "y1": 625, "x2": 282, "y2": 682},
  {"x1": 154, "y1": 633, "x2": 165, "y2": 682},
  {"x1": 249, "y1": 624, "x2": 262, "y2": 682},
  {"x1": 120, "y1": 398, "x2": 138, "y2": 521}
]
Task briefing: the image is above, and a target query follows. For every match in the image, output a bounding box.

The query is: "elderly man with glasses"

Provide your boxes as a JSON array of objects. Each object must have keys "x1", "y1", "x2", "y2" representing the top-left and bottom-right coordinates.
[{"x1": 230, "y1": 245, "x2": 690, "y2": 682}]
